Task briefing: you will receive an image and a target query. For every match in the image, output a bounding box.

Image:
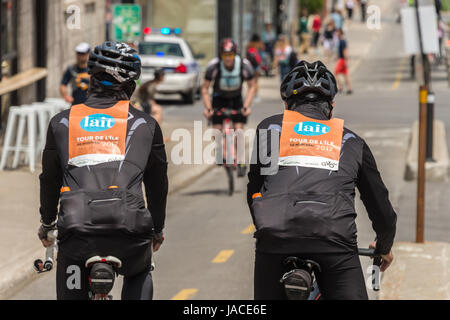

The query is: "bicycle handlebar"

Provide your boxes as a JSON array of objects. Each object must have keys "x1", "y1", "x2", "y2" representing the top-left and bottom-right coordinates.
[
  {"x1": 214, "y1": 107, "x2": 243, "y2": 118},
  {"x1": 359, "y1": 247, "x2": 382, "y2": 291},
  {"x1": 357, "y1": 248, "x2": 378, "y2": 257}
]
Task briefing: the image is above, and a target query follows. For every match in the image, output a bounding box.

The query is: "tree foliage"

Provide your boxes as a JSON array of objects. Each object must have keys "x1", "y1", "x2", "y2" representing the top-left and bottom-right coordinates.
[{"x1": 298, "y1": 0, "x2": 324, "y2": 14}]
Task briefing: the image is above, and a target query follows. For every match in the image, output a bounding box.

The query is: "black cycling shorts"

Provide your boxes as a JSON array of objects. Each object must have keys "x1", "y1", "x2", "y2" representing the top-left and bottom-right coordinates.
[
  {"x1": 211, "y1": 95, "x2": 247, "y2": 125},
  {"x1": 254, "y1": 250, "x2": 369, "y2": 300}
]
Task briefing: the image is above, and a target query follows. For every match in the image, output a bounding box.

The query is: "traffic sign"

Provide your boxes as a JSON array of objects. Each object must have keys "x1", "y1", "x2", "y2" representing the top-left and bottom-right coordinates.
[{"x1": 112, "y1": 4, "x2": 142, "y2": 42}]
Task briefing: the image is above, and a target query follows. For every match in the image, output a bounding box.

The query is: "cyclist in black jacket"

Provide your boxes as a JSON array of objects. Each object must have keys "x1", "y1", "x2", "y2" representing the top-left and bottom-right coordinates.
[
  {"x1": 247, "y1": 61, "x2": 397, "y2": 300},
  {"x1": 38, "y1": 42, "x2": 168, "y2": 300}
]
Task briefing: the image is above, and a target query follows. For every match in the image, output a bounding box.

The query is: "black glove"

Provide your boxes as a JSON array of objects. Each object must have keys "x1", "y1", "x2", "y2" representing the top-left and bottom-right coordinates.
[
  {"x1": 153, "y1": 232, "x2": 164, "y2": 244},
  {"x1": 38, "y1": 221, "x2": 57, "y2": 242}
]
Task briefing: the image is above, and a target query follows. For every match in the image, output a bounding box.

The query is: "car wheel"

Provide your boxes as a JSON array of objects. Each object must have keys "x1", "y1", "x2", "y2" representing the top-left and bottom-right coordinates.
[{"x1": 183, "y1": 88, "x2": 195, "y2": 104}]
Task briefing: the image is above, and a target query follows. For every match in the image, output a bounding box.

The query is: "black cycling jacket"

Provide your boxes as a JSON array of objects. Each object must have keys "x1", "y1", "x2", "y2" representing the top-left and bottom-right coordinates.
[
  {"x1": 39, "y1": 93, "x2": 168, "y2": 235},
  {"x1": 247, "y1": 104, "x2": 397, "y2": 255}
]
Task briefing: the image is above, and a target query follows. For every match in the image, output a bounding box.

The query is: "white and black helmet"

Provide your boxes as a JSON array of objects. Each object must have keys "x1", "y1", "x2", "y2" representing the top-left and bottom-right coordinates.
[
  {"x1": 280, "y1": 60, "x2": 337, "y2": 102},
  {"x1": 88, "y1": 41, "x2": 141, "y2": 85}
]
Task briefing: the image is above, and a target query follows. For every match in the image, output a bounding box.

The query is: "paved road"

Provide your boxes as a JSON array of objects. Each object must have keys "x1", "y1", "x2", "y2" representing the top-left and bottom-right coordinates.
[{"x1": 9, "y1": 0, "x2": 450, "y2": 300}]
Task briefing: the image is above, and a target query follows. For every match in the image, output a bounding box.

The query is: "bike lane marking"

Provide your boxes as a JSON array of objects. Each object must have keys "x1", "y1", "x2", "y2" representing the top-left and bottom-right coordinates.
[
  {"x1": 211, "y1": 250, "x2": 234, "y2": 263},
  {"x1": 241, "y1": 224, "x2": 256, "y2": 235},
  {"x1": 171, "y1": 288, "x2": 199, "y2": 300},
  {"x1": 392, "y1": 57, "x2": 407, "y2": 91}
]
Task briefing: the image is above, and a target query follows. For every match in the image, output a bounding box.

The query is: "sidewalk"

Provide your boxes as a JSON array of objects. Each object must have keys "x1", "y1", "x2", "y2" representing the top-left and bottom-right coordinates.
[{"x1": 380, "y1": 242, "x2": 450, "y2": 300}]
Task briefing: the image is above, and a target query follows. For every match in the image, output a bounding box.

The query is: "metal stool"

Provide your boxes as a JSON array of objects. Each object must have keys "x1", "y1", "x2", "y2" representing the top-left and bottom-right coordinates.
[
  {"x1": 0, "y1": 105, "x2": 37, "y2": 172},
  {"x1": 44, "y1": 97, "x2": 71, "y2": 111},
  {"x1": 31, "y1": 102, "x2": 60, "y2": 154}
]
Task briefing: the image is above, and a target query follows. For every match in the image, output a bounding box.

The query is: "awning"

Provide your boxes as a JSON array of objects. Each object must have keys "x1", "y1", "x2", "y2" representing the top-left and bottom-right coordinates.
[{"x1": 0, "y1": 67, "x2": 48, "y2": 96}]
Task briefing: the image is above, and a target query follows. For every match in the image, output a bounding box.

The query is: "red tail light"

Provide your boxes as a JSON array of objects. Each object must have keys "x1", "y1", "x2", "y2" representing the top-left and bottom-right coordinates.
[{"x1": 174, "y1": 63, "x2": 187, "y2": 73}]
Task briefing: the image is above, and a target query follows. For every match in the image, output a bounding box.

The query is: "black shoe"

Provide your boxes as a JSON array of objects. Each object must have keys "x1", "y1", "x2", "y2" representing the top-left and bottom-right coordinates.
[
  {"x1": 346, "y1": 90, "x2": 353, "y2": 95},
  {"x1": 237, "y1": 164, "x2": 247, "y2": 177}
]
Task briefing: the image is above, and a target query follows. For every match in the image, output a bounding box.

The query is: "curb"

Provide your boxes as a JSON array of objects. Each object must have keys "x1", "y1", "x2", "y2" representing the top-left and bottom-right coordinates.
[
  {"x1": 405, "y1": 120, "x2": 449, "y2": 182},
  {"x1": 0, "y1": 245, "x2": 42, "y2": 300}
]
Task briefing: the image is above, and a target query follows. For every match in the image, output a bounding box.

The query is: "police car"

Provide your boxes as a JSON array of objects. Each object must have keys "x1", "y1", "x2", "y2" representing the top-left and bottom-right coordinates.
[{"x1": 138, "y1": 27, "x2": 203, "y2": 104}]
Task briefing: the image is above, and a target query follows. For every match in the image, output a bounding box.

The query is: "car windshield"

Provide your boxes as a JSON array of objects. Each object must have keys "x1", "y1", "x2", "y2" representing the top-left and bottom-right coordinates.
[{"x1": 139, "y1": 42, "x2": 184, "y2": 57}]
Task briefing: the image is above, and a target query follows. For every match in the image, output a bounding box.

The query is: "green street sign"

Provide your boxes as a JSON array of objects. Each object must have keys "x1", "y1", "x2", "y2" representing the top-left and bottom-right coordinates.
[{"x1": 112, "y1": 4, "x2": 142, "y2": 42}]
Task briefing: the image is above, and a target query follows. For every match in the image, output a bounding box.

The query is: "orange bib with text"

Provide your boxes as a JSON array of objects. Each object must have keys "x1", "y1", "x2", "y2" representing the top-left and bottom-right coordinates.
[
  {"x1": 278, "y1": 110, "x2": 344, "y2": 171},
  {"x1": 68, "y1": 101, "x2": 129, "y2": 167}
]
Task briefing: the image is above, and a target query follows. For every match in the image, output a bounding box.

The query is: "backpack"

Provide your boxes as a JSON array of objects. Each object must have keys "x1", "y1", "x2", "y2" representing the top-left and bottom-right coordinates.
[{"x1": 247, "y1": 47, "x2": 262, "y2": 68}]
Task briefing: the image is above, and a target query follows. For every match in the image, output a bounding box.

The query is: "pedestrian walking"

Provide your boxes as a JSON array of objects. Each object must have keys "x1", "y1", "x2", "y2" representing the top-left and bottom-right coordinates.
[
  {"x1": 322, "y1": 20, "x2": 337, "y2": 64},
  {"x1": 273, "y1": 35, "x2": 293, "y2": 81},
  {"x1": 331, "y1": 9, "x2": 344, "y2": 30},
  {"x1": 334, "y1": 29, "x2": 352, "y2": 94},
  {"x1": 359, "y1": 0, "x2": 368, "y2": 23},
  {"x1": 346, "y1": 0, "x2": 355, "y2": 20},
  {"x1": 247, "y1": 34, "x2": 265, "y2": 101},
  {"x1": 310, "y1": 13, "x2": 322, "y2": 54},
  {"x1": 262, "y1": 22, "x2": 276, "y2": 61},
  {"x1": 298, "y1": 8, "x2": 310, "y2": 55},
  {"x1": 60, "y1": 42, "x2": 91, "y2": 105}
]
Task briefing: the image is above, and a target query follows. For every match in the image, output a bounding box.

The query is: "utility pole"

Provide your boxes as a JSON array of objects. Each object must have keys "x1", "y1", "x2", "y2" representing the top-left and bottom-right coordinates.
[
  {"x1": 217, "y1": 0, "x2": 233, "y2": 51},
  {"x1": 415, "y1": 0, "x2": 429, "y2": 243}
]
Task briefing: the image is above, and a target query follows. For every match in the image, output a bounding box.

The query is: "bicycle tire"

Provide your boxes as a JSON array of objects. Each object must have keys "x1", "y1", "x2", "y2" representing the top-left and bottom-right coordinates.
[{"x1": 225, "y1": 165, "x2": 234, "y2": 196}]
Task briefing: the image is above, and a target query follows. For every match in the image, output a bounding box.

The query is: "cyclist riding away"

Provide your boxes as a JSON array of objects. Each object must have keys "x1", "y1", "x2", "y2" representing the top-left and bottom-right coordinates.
[
  {"x1": 202, "y1": 38, "x2": 256, "y2": 176},
  {"x1": 247, "y1": 60, "x2": 397, "y2": 300},
  {"x1": 38, "y1": 41, "x2": 168, "y2": 300}
]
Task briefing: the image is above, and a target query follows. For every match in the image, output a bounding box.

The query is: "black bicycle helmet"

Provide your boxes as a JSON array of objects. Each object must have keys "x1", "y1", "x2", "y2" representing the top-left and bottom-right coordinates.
[
  {"x1": 280, "y1": 60, "x2": 337, "y2": 102},
  {"x1": 219, "y1": 38, "x2": 238, "y2": 55},
  {"x1": 88, "y1": 41, "x2": 141, "y2": 86}
]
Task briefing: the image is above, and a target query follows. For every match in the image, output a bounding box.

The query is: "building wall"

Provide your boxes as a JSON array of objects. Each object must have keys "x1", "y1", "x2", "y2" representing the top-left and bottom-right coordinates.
[
  {"x1": 46, "y1": 0, "x2": 106, "y2": 98},
  {"x1": 16, "y1": 0, "x2": 36, "y2": 104},
  {"x1": 150, "y1": 0, "x2": 216, "y2": 67}
]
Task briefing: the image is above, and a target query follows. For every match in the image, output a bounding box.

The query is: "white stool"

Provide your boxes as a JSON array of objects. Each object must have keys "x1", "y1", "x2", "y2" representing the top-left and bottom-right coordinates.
[
  {"x1": 31, "y1": 102, "x2": 58, "y2": 155},
  {"x1": 44, "y1": 97, "x2": 71, "y2": 111},
  {"x1": 0, "y1": 106, "x2": 37, "y2": 172}
]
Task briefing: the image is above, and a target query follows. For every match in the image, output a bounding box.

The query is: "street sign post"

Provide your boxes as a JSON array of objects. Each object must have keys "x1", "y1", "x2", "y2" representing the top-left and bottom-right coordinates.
[
  {"x1": 401, "y1": 6, "x2": 439, "y2": 55},
  {"x1": 112, "y1": 4, "x2": 142, "y2": 42},
  {"x1": 401, "y1": 2, "x2": 441, "y2": 243}
]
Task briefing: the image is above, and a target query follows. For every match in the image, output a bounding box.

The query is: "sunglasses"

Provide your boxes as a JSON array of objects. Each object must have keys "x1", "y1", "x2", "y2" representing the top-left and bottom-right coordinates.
[{"x1": 221, "y1": 52, "x2": 235, "y2": 59}]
